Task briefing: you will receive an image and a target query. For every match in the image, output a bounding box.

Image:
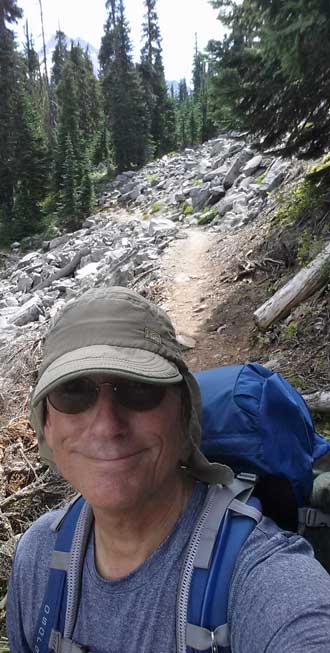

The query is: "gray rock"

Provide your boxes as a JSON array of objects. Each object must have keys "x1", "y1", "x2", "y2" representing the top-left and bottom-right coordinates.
[
  {"x1": 190, "y1": 185, "x2": 211, "y2": 212},
  {"x1": 243, "y1": 154, "x2": 263, "y2": 174},
  {"x1": 17, "y1": 272, "x2": 33, "y2": 293},
  {"x1": 82, "y1": 217, "x2": 97, "y2": 229},
  {"x1": 238, "y1": 176, "x2": 255, "y2": 190},
  {"x1": 203, "y1": 167, "x2": 225, "y2": 182},
  {"x1": 209, "y1": 186, "x2": 226, "y2": 204},
  {"x1": 259, "y1": 160, "x2": 288, "y2": 193},
  {"x1": 17, "y1": 252, "x2": 38, "y2": 269},
  {"x1": 175, "y1": 192, "x2": 186, "y2": 203},
  {"x1": 148, "y1": 218, "x2": 177, "y2": 237},
  {"x1": 210, "y1": 139, "x2": 226, "y2": 157},
  {"x1": 7, "y1": 296, "x2": 43, "y2": 326},
  {"x1": 4, "y1": 295, "x2": 19, "y2": 307},
  {"x1": 216, "y1": 196, "x2": 234, "y2": 217},
  {"x1": 75, "y1": 262, "x2": 100, "y2": 280},
  {"x1": 177, "y1": 334, "x2": 196, "y2": 350},
  {"x1": 184, "y1": 160, "x2": 196, "y2": 171},
  {"x1": 48, "y1": 234, "x2": 72, "y2": 251},
  {"x1": 224, "y1": 148, "x2": 254, "y2": 189}
]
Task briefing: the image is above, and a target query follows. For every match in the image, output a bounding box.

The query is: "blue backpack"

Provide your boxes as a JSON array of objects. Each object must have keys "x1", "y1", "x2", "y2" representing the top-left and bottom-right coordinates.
[{"x1": 34, "y1": 363, "x2": 330, "y2": 653}]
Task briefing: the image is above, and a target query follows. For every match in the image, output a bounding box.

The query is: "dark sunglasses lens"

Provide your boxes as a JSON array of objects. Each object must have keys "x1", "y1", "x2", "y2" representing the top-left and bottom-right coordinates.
[
  {"x1": 116, "y1": 382, "x2": 166, "y2": 411},
  {"x1": 48, "y1": 377, "x2": 98, "y2": 413}
]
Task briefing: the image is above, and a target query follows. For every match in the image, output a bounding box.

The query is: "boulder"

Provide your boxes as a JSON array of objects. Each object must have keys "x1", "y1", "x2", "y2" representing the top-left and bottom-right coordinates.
[
  {"x1": 259, "y1": 159, "x2": 289, "y2": 193},
  {"x1": 224, "y1": 148, "x2": 254, "y2": 189},
  {"x1": 75, "y1": 262, "x2": 100, "y2": 280},
  {"x1": 190, "y1": 185, "x2": 211, "y2": 212},
  {"x1": 7, "y1": 296, "x2": 43, "y2": 326},
  {"x1": 216, "y1": 196, "x2": 234, "y2": 217},
  {"x1": 209, "y1": 186, "x2": 226, "y2": 205},
  {"x1": 17, "y1": 272, "x2": 33, "y2": 293},
  {"x1": 148, "y1": 218, "x2": 177, "y2": 237},
  {"x1": 203, "y1": 167, "x2": 226, "y2": 182},
  {"x1": 243, "y1": 154, "x2": 263, "y2": 174}
]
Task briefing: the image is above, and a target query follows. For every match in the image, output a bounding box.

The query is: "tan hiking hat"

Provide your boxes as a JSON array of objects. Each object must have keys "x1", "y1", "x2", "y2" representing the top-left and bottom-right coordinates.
[{"x1": 30, "y1": 286, "x2": 234, "y2": 485}]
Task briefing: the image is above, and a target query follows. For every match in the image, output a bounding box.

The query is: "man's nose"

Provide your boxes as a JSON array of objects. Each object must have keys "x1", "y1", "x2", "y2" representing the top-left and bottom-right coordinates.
[{"x1": 88, "y1": 385, "x2": 128, "y2": 438}]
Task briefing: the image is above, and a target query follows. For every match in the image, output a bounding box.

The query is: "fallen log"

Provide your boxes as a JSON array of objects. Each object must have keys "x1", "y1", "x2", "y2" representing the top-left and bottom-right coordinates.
[
  {"x1": 254, "y1": 242, "x2": 330, "y2": 330},
  {"x1": 34, "y1": 246, "x2": 91, "y2": 291},
  {"x1": 303, "y1": 391, "x2": 330, "y2": 414}
]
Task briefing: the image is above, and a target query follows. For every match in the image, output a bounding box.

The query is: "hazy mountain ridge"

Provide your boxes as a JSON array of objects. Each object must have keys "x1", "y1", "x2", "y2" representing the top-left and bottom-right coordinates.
[{"x1": 39, "y1": 34, "x2": 100, "y2": 75}]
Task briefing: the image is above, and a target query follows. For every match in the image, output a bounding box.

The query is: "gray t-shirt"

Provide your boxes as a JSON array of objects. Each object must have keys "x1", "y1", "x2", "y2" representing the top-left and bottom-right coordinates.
[{"x1": 6, "y1": 482, "x2": 330, "y2": 652}]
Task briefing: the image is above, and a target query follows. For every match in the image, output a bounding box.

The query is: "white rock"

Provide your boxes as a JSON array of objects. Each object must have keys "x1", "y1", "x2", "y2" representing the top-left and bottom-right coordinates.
[{"x1": 75, "y1": 262, "x2": 100, "y2": 280}]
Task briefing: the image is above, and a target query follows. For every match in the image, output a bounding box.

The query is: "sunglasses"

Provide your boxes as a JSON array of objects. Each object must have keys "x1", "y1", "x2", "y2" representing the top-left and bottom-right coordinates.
[{"x1": 47, "y1": 376, "x2": 167, "y2": 414}]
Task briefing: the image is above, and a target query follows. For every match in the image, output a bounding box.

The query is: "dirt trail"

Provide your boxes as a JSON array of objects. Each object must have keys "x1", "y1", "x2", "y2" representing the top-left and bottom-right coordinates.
[
  {"x1": 158, "y1": 223, "x2": 267, "y2": 373},
  {"x1": 160, "y1": 229, "x2": 215, "y2": 337}
]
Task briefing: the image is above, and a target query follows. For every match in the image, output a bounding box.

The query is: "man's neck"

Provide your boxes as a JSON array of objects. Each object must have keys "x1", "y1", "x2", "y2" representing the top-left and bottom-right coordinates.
[{"x1": 93, "y1": 474, "x2": 195, "y2": 580}]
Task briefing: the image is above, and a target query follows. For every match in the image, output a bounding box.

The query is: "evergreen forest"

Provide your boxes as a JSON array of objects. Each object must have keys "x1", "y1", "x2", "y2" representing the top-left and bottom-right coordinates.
[{"x1": 1, "y1": 0, "x2": 330, "y2": 244}]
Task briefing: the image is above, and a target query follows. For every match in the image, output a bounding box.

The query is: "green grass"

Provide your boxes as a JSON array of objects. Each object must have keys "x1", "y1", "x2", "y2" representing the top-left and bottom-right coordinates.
[
  {"x1": 150, "y1": 202, "x2": 162, "y2": 214},
  {"x1": 182, "y1": 202, "x2": 193, "y2": 216},
  {"x1": 255, "y1": 171, "x2": 267, "y2": 184},
  {"x1": 274, "y1": 180, "x2": 320, "y2": 227}
]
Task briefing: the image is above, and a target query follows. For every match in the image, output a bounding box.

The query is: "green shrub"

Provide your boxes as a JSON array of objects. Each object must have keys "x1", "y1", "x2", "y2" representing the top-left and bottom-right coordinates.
[
  {"x1": 282, "y1": 321, "x2": 298, "y2": 341},
  {"x1": 255, "y1": 172, "x2": 267, "y2": 184},
  {"x1": 146, "y1": 174, "x2": 160, "y2": 185},
  {"x1": 182, "y1": 202, "x2": 193, "y2": 216},
  {"x1": 150, "y1": 202, "x2": 162, "y2": 213},
  {"x1": 274, "y1": 180, "x2": 319, "y2": 227},
  {"x1": 198, "y1": 208, "x2": 218, "y2": 225},
  {"x1": 297, "y1": 229, "x2": 324, "y2": 265}
]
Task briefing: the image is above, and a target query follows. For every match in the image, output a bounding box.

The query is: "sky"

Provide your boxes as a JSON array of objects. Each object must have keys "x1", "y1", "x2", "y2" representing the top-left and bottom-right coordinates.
[{"x1": 15, "y1": 0, "x2": 225, "y2": 83}]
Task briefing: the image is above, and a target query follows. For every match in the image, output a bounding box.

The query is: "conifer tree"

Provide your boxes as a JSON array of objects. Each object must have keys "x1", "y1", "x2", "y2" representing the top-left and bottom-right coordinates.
[
  {"x1": 54, "y1": 57, "x2": 82, "y2": 195},
  {"x1": 0, "y1": 0, "x2": 49, "y2": 241},
  {"x1": 78, "y1": 154, "x2": 94, "y2": 218},
  {"x1": 140, "y1": 0, "x2": 169, "y2": 157},
  {"x1": 100, "y1": 0, "x2": 151, "y2": 170},
  {"x1": 69, "y1": 43, "x2": 101, "y2": 147},
  {"x1": 192, "y1": 38, "x2": 215, "y2": 143},
  {"x1": 0, "y1": 0, "x2": 23, "y2": 230},
  {"x1": 58, "y1": 135, "x2": 79, "y2": 230},
  {"x1": 51, "y1": 30, "x2": 67, "y2": 87},
  {"x1": 208, "y1": 0, "x2": 330, "y2": 154}
]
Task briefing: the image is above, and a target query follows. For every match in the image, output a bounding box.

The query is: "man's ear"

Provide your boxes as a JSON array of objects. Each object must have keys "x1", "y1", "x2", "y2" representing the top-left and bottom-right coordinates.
[{"x1": 43, "y1": 400, "x2": 54, "y2": 449}]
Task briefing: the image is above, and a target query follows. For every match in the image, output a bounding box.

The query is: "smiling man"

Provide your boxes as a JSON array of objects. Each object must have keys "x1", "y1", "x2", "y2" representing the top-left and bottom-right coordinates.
[{"x1": 6, "y1": 286, "x2": 330, "y2": 652}]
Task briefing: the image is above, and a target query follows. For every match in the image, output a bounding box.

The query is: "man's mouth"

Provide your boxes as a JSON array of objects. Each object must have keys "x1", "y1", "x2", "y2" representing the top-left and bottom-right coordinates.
[{"x1": 84, "y1": 450, "x2": 146, "y2": 463}]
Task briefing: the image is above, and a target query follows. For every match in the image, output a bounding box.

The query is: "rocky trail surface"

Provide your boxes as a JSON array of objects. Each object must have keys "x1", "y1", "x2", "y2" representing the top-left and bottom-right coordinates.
[{"x1": 0, "y1": 133, "x2": 325, "y2": 640}]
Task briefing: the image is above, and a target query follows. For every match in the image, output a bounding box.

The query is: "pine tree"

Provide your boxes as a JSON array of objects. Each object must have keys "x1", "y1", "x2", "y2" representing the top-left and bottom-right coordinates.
[
  {"x1": 140, "y1": 0, "x2": 170, "y2": 156},
  {"x1": 192, "y1": 40, "x2": 215, "y2": 144},
  {"x1": 58, "y1": 135, "x2": 79, "y2": 230},
  {"x1": 208, "y1": 0, "x2": 330, "y2": 154},
  {"x1": 54, "y1": 57, "x2": 82, "y2": 195},
  {"x1": 0, "y1": 0, "x2": 49, "y2": 241},
  {"x1": 78, "y1": 154, "x2": 94, "y2": 218},
  {"x1": 0, "y1": 0, "x2": 23, "y2": 231},
  {"x1": 51, "y1": 30, "x2": 67, "y2": 87},
  {"x1": 69, "y1": 42, "x2": 101, "y2": 147},
  {"x1": 100, "y1": 0, "x2": 151, "y2": 170},
  {"x1": 178, "y1": 78, "x2": 188, "y2": 103}
]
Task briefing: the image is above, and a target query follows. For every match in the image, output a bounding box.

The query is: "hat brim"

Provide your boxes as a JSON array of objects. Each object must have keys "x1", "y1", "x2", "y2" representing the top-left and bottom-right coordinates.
[{"x1": 32, "y1": 344, "x2": 182, "y2": 405}]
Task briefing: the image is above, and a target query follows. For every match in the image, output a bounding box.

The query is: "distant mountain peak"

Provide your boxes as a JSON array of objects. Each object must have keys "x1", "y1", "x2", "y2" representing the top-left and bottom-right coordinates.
[{"x1": 39, "y1": 34, "x2": 99, "y2": 75}]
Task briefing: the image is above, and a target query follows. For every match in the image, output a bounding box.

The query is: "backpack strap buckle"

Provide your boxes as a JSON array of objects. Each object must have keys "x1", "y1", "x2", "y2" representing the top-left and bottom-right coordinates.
[{"x1": 299, "y1": 507, "x2": 330, "y2": 528}]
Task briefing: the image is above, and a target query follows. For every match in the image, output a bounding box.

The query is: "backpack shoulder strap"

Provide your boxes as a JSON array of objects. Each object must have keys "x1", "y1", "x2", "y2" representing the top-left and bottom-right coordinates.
[
  {"x1": 33, "y1": 495, "x2": 93, "y2": 653},
  {"x1": 178, "y1": 479, "x2": 262, "y2": 653}
]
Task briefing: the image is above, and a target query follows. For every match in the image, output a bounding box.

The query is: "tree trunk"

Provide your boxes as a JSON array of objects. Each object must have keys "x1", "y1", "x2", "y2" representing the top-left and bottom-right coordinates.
[{"x1": 254, "y1": 242, "x2": 330, "y2": 330}]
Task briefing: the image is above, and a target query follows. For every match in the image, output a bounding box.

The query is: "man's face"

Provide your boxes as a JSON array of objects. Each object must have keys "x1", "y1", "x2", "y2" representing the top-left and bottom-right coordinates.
[{"x1": 44, "y1": 375, "x2": 188, "y2": 514}]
